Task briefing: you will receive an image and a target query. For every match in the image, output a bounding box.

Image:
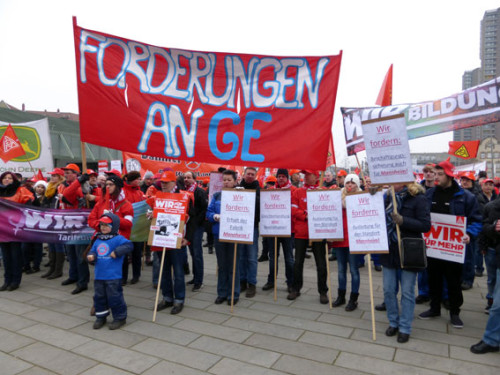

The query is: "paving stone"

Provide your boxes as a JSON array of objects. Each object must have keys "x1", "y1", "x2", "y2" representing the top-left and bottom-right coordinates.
[
  {"x1": 123, "y1": 320, "x2": 199, "y2": 346},
  {"x1": 317, "y1": 311, "x2": 375, "y2": 331},
  {"x1": 0, "y1": 297, "x2": 39, "y2": 315},
  {"x1": 22, "y1": 308, "x2": 86, "y2": 330},
  {"x1": 248, "y1": 301, "x2": 321, "y2": 320},
  {"x1": 0, "y1": 327, "x2": 35, "y2": 352},
  {"x1": 173, "y1": 318, "x2": 252, "y2": 343},
  {"x1": 131, "y1": 338, "x2": 220, "y2": 371},
  {"x1": 335, "y1": 352, "x2": 447, "y2": 375},
  {"x1": 0, "y1": 351, "x2": 33, "y2": 375},
  {"x1": 73, "y1": 340, "x2": 159, "y2": 374},
  {"x1": 245, "y1": 333, "x2": 337, "y2": 363},
  {"x1": 189, "y1": 335, "x2": 281, "y2": 367},
  {"x1": 142, "y1": 360, "x2": 207, "y2": 375},
  {"x1": 0, "y1": 310, "x2": 37, "y2": 332},
  {"x1": 411, "y1": 327, "x2": 478, "y2": 348},
  {"x1": 179, "y1": 306, "x2": 231, "y2": 324},
  {"x1": 79, "y1": 364, "x2": 135, "y2": 375},
  {"x1": 17, "y1": 323, "x2": 92, "y2": 350},
  {"x1": 395, "y1": 348, "x2": 499, "y2": 375},
  {"x1": 270, "y1": 315, "x2": 353, "y2": 338},
  {"x1": 299, "y1": 331, "x2": 395, "y2": 361},
  {"x1": 17, "y1": 367, "x2": 53, "y2": 375},
  {"x1": 450, "y1": 345, "x2": 500, "y2": 367},
  {"x1": 28, "y1": 286, "x2": 77, "y2": 301},
  {"x1": 351, "y1": 328, "x2": 449, "y2": 357},
  {"x1": 12, "y1": 342, "x2": 96, "y2": 375},
  {"x1": 127, "y1": 305, "x2": 184, "y2": 326},
  {"x1": 272, "y1": 354, "x2": 362, "y2": 375},
  {"x1": 29, "y1": 297, "x2": 83, "y2": 313},
  {"x1": 0, "y1": 289, "x2": 38, "y2": 302},
  {"x1": 70, "y1": 322, "x2": 148, "y2": 348},
  {"x1": 206, "y1": 303, "x2": 277, "y2": 322},
  {"x1": 209, "y1": 358, "x2": 287, "y2": 375},
  {"x1": 224, "y1": 316, "x2": 303, "y2": 340}
]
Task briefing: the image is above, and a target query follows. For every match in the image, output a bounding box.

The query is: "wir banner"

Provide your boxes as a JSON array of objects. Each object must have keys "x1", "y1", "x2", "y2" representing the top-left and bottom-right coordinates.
[{"x1": 73, "y1": 19, "x2": 342, "y2": 170}]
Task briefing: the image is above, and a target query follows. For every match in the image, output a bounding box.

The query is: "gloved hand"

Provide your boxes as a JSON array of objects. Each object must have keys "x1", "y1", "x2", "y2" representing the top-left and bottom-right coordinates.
[
  {"x1": 391, "y1": 212, "x2": 403, "y2": 226},
  {"x1": 78, "y1": 173, "x2": 90, "y2": 184}
]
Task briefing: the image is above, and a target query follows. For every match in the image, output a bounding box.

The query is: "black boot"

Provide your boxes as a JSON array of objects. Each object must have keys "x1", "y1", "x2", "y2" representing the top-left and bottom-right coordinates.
[
  {"x1": 332, "y1": 289, "x2": 346, "y2": 307},
  {"x1": 41, "y1": 251, "x2": 55, "y2": 278},
  {"x1": 48, "y1": 252, "x2": 65, "y2": 279},
  {"x1": 345, "y1": 292, "x2": 359, "y2": 312}
]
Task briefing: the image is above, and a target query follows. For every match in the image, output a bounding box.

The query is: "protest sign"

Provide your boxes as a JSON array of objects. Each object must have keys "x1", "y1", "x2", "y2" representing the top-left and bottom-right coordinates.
[
  {"x1": 110, "y1": 160, "x2": 122, "y2": 173},
  {"x1": 454, "y1": 161, "x2": 487, "y2": 175},
  {"x1": 98, "y1": 160, "x2": 108, "y2": 174},
  {"x1": 345, "y1": 191, "x2": 389, "y2": 253},
  {"x1": 73, "y1": 19, "x2": 342, "y2": 170},
  {"x1": 208, "y1": 172, "x2": 224, "y2": 203},
  {"x1": 342, "y1": 77, "x2": 500, "y2": 155},
  {"x1": 0, "y1": 119, "x2": 54, "y2": 177},
  {"x1": 363, "y1": 114, "x2": 414, "y2": 185},
  {"x1": 423, "y1": 213, "x2": 467, "y2": 263},
  {"x1": 260, "y1": 189, "x2": 291, "y2": 237},
  {"x1": 148, "y1": 192, "x2": 189, "y2": 249},
  {"x1": 306, "y1": 189, "x2": 343, "y2": 241},
  {"x1": 219, "y1": 189, "x2": 256, "y2": 244}
]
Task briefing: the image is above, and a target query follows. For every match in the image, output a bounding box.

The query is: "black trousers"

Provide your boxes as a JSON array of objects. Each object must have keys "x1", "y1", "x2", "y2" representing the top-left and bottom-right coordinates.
[
  {"x1": 292, "y1": 238, "x2": 328, "y2": 295},
  {"x1": 427, "y1": 257, "x2": 463, "y2": 315}
]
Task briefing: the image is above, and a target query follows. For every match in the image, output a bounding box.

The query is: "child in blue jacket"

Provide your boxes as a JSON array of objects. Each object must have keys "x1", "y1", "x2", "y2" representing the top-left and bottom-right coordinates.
[{"x1": 87, "y1": 213, "x2": 133, "y2": 330}]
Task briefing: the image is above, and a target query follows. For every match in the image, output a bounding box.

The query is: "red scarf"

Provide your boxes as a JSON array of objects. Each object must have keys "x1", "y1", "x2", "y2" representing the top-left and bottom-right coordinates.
[
  {"x1": 277, "y1": 181, "x2": 292, "y2": 189},
  {"x1": 303, "y1": 183, "x2": 319, "y2": 190},
  {"x1": 186, "y1": 182, "x2": 197, "y2": 193}
]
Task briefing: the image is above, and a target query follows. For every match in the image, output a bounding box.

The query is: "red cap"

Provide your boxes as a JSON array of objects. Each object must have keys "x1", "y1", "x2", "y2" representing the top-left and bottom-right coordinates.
[
  {"x1": 265, "y1": 175, "x2": 277, "y2": 183},
  {"x1": 48, "y1": 168, "x2": 65, "y2": 176},
  {"x1": 337, "y1": 169, "x2": 348, "y2": 177},
  {"x1": 105, "y1": 169, "x2": 121, "y2": 176},
  {"x1": 483, "y1": 178, "x2": 494, "y2": 184},
  {"x1": 460, "y1": 171, "x2": 476, "y2": 181},
  {"x1": 436, "y1": 158, "x2": 455, "y2": 178},
  {"x1": 202, "y1": 178, "x2": 210, "y2": 185},
  {"x1": 86, "y1": 169, "x2": 98, "y2": 176},
  {"x1": 153, "y1": 172, "x2": 162, "y2": 179},
  {"x1": 300, "y1": 169, "x2": 320, "y2": 177},
  {"x1": 289, "y1": 169, "x2": 301, "y2": 176},
  {"x1": 159, "y1": 171, "x2": 176, "y2": 183},
  {"x1": 62, "y1": 163, "x2": 81, "y2": 173},
  {"x1": 99, "y1": 216, "x2": 113, "y2": 224}
]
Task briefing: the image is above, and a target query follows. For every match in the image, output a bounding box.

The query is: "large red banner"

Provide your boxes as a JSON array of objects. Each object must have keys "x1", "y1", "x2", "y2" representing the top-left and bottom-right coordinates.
[{"x1": 73, "y1": 19, "x2": 342, "y2": 170}]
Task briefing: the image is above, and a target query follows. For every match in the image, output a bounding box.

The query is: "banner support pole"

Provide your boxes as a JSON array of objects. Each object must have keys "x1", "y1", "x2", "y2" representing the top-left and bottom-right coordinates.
[
  {"x1": 80, "y1": 142, "x2": 88, "y2": 172},
  {"x1": 367, "y1": 253, "x2": 377, "y2": 341},
  {"x1": 325, "y1": 241, "x2": 333, "y2": 309},
  {"x1": 230, "y1": 243, "x2": 238, "y2": 313},
  {"x1": 274, "y1": 237, "x2": 278, "y2": 302},
  {"x1": 152, "y1": 247, "x2": 167, "y2": 322}
]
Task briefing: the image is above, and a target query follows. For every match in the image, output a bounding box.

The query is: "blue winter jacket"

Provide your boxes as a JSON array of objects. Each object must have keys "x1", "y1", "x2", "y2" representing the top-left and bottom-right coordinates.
[{"x1": 206, "y1": 191, "x2": 222, "y2": 236}]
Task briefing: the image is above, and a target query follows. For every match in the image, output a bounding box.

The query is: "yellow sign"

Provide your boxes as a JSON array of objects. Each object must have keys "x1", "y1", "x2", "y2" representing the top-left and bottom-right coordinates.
[{"x1": 454, "y1": 145, "x2": 469, "y2": 158}]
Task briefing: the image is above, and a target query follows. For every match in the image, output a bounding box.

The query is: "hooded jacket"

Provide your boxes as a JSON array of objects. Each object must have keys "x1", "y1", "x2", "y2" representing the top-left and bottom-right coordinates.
[
  {"x1": 88, "y1": 213, "x2": 133, "y2": 280},
  {"x1": 0, "y1": 172, "x2": 33, "y2": 204},
  {"x1": 88, "y1": 189, "x2": 134, "y2": 239}
]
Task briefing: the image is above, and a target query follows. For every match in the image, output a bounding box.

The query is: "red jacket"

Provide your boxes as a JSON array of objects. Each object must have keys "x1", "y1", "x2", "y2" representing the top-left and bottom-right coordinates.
[
  {"x1": 291, "y1": 184, "x2": 321, "y2": 239},
  {"x1": 88, "y1": 190, "x2": 134, "y2": 239},
  {"x1": 60, "y1": 179, "x2": 83, "y2": 209},
  {"x1": 1, "y1": 186, "x2": 33, "y2": 204},
  {"x1": 123, "y1": 182, "x2": 146, "y2": 203}
]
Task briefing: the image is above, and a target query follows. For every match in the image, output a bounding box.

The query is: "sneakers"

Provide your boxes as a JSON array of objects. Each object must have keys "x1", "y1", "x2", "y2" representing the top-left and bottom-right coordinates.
[
  {"x1": 450, "y1": 314, "x2": 463, "y2": 329},
  {"x1": 418, "y1": 309, "x2": 441, "y2": 319},
  {"x1": 262, "y1": 282, "x2": 274, "y2": 291},
  {"x1": 93, "y1": 318, "x2": 106, "y2": 329},
  {"x1": 470, "y1": 340, "x2": 499, "y2": 354},
  {"x1": 171, "y1": 303, "x2": 184, "y2": 315},
  {"x1": 108, "y1": 319, "x2": 126, "y2": 330},
  {"x1": 157, "y1": 300, "x2": 174, "y2": 311},
  {"x1": 192, "y1": 284, "x2": 203, "y2": 292},
  {"x1": 246, "y1": 284, "x2": 256, "y2": 298}
]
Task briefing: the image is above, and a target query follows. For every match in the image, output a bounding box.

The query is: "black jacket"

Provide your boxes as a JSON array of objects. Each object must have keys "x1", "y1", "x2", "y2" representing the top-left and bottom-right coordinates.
[
  {"x1": 240, "y1": 179, "x2": 260, "y2": 227},
  {"x1": 191, "y1": 186, "x2": 208, "y2": 227},
  {"x1": 479, "y1": 197, "x2": 500, "y2": 268}
]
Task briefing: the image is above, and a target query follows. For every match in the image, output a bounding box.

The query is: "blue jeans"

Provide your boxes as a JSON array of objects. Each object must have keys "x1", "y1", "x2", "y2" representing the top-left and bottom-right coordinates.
[
  {"x1": 188, "y1": 226, "x2": 204, "y2": 285},
  {"x1": 238, "y1": 229, "x2": 259, "y2": 286},
  {"x1": 66, "y1": 244, "x2": 89, "y2": 288},
  {"x1": 462, "y1": 241, "x2": 476, "y2": 286},
  {"x1": 483, "y1": 268, "x2": 500, "y2": 347},
  {"x1": 475, "y1": 244, "x2": 485, "y2": 274},
  {"x1": 266, "y1": 237, "x2": 294, "y2": 286},
  {"x1": 152, "y1": 251, "x2": 160, "y2": 284},
  {"x1": 485, "y1": 248, "x2": 498, "y2": 299},
  {"x1": 93, "y1": 279, "x2": 127, "y2": 321},
  {"x1": 417, "y1": 269, "x2": 429, "y2": 297},
  {"x1": 336, "y1": 247, "x2": 360, "y2": 293},
  {"x1": 383, "y1": 267, "x2": 417, "y2": 334},
  {"x1": 1, "y1": 242, "x2": 23, "y2": 286},
  {"x1": 160, "y1": 247, "x2": 187, "y2": 304},
  {"x1": 215, "y1": 237, "x2": 240, "y2": 299}
]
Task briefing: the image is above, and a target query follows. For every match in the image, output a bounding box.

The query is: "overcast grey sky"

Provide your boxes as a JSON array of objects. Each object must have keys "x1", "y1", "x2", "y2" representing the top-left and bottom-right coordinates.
[{"x1": 0, "y1": 0, "x2": 498, "y2": 165}]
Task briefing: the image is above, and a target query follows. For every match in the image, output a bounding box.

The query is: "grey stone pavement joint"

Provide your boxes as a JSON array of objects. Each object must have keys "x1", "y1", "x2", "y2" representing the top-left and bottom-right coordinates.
[{"x1": 0, "y1": 248, "x2": 499, "y2": 374}]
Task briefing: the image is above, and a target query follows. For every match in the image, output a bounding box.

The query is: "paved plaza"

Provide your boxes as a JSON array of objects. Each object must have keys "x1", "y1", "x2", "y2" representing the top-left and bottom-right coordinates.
[{"x1": 1, "y1": 251, "x2": 499, "y2": 375}]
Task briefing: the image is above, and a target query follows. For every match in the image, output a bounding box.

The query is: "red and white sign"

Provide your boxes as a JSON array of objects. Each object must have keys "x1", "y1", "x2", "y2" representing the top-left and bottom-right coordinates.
[
  {"x1": 98, "y1": 160, "x2": 108, "y2": 174},
  {"x1": 73, "y1": 20, "x2": 342, "y2": 170},
  {"x1": 260, "y1": 189, "x2": 291, "y2": 237},
  {"x1": 219, "y1": 189, "x2": 256, "y2": 244},
  {"x1": 150, "y1": 192, "x2": 189, "y2": 249},
  {"x1": 423, "y1": 213, "x2": 467, "y2": 263},
  {"x1": 306, "y1": 189, "x2": 343, "y2": 240},
  {"x1": 345, "y1": 191, "x2": 389, "y2": 253}
]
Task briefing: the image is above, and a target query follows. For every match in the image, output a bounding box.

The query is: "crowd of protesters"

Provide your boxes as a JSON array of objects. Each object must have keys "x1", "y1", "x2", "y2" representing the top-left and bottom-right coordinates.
[{"x1": 0, "y1": 161, "x2": 499, "y2": 354}]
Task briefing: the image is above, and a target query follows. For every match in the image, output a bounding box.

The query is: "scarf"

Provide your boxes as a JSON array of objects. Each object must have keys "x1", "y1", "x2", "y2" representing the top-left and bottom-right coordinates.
[
  {"x1": 186, "y1": 182, "x2": 197, "y2": 193},
  {"x1": 385, "y1": 187, "x2": 407, "y2": 243},
  {"x1": 96, "y1": 232, "x2": 117, "y2": 240},
  {"x1": 45, "y1": 179, "x2": 64, "y2": 199},
  {"x1": 277, "y1": 181, "x2": 292, "y2": 189},
  {"x1": 302, "y1": 183, "x2": 319, "y2": 190}
]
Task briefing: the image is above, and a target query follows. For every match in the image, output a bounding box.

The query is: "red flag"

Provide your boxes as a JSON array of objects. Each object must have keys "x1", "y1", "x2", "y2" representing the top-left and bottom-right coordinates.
[
  {"x1": 376, "y1": 64, "x2": 393, "y2": 107},
  {"x1": 354, "y1": 167, "x2": 360, "y2": 175},
  {"x1": 0, "y1": 124, "x2": 26, "y2": 163},
  {"x1": 326, "y1": 136, "x2": 336, "y2": 167},
  {"x1": 32, "y1": 169, "x2": 46, "y2": 182},
  {"x1": 448, "y1": 140, "x2": 480, "y2": 159}
]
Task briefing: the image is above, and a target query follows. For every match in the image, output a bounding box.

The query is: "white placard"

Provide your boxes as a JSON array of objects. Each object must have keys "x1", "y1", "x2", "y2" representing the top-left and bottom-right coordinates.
[
  {"x1": 259, "y1": 189, "x2": 291, "y2": 237},
  {"x1": 345, "y1": 191, "x2": 389, "y2": 253},
  {"x1": 0, "y1": 119, "x2": 54, "y2": 177},
  {"x1": 423, "y1": 213, "x2": 467, "y2": 263},
  {"x1": 110, "y1": 159, "x2": 122, "y2": 172},
  {"x1": 306, "y1": 189, "x2": 343, "y2": 240},
  {"x1": 208, "y1": 172, "x2": 223, "y2": 204},
  {"x1": 151, "y1": 212, "x2": 182, "y2": 248},
  {"x1": 219, "y1": 189, "x2": 256, "y2": 244},
  {"x1": 363, "y1": 114, "x2": 414, "y2": 184}
]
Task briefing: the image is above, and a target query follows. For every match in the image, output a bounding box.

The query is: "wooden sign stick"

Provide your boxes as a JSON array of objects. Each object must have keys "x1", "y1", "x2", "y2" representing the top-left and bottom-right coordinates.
[
  {"x1": 230, "y1": 243, "x2": 238, "y2": 313},
  {"x1": 367, "y1": 253, "x2": 377, "y2": 341},
  {"x1": 152, "y1": 247, "x2": 167, "y2": 322},
  {"x1": 325, "y1": 241, "x2": 333, "y2": 309},
  {"x1": 274, "y1": 237, "x2": 278, "y2": 302}
]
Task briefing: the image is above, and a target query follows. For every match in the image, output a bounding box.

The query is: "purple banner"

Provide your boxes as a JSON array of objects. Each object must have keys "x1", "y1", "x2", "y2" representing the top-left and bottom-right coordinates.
[{"x1": 0, "y1": 199, "x2": 93, "y2": 244}]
